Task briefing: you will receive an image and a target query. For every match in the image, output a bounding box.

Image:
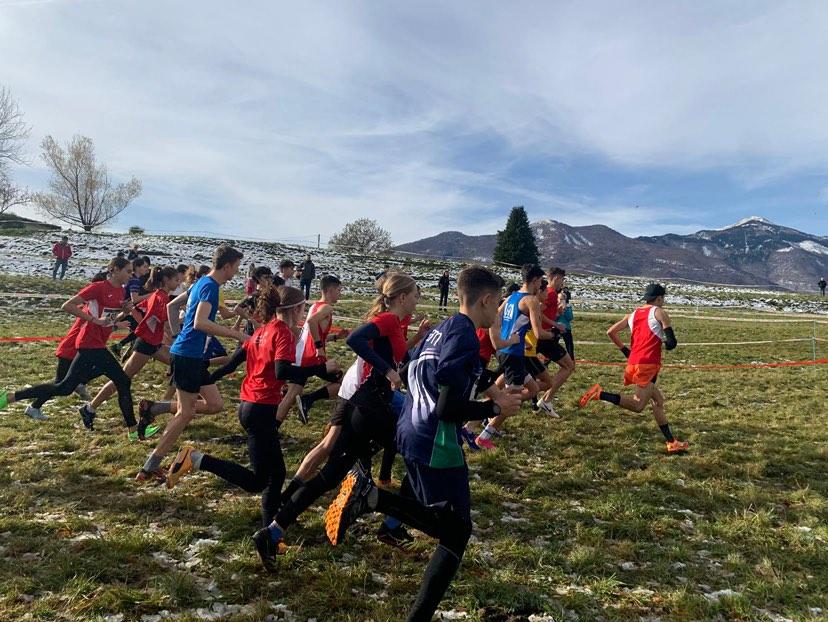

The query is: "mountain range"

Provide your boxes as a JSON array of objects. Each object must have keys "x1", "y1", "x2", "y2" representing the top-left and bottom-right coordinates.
[{"x1": 394, "y1": 217, "x2": 828, "y2": 291}]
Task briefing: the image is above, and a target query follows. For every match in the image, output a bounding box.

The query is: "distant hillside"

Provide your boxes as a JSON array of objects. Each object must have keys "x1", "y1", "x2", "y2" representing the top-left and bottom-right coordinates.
[
  {"x1": 0, "y1": 212, "x2": 60, "y2": 234},
  {"x1": 395, "y1": 217, "x2": 828, "y2": 291}
]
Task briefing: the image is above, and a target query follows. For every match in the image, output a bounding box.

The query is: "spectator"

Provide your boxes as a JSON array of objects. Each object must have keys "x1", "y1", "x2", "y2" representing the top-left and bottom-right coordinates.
[
  {"x1": 298, "y1": 254, "x2": 316, "y2": 300},
  {"x1": 51, "y1": 235, "x2": 72, "y2": 279},
  {"x1": 279, "y1": 259, "x2": 296, "y2": 288},
  {"x1": 244, "y1": 263, "x2": 257, "y2": 295},
  {"x1": 127, "y1": 244, "x2": 140, "y2": 261},
  {"x1": 438, "y1": 270, "x2": 450, "y2": 310},
  {"x1": 819, "y1": 277, "x2": 826, "y2": 297}
]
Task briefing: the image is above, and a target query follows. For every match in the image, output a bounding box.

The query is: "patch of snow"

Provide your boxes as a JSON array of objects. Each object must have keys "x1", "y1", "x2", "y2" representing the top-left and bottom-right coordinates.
[
  {"x1": 703, "y1": 588, "x2": 741, "y2": 602},
  {"x1": 798, "y1": 240, "x2": 828, "y2": 255},
  {"x1": 702, "y1": 245, "x2": 712, "y2": 257},
  {"x1": 718, "y1": 216, "x2": 774, "y2": 230},
  {"x1": 776, "y1": 247, "x2": 793, "y2": 253}
]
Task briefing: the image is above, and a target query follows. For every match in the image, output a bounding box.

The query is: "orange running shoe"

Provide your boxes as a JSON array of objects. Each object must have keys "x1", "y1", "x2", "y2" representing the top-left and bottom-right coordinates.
[
  {"x1": 325, "y1": 465, "x2": 374, "y2": 546},
  {"x1": 579, "y1": 383, "x2": 602, "y2": 408},
  {"x1": 666, "y1": 439, "x2": 690, "y2": 454}
]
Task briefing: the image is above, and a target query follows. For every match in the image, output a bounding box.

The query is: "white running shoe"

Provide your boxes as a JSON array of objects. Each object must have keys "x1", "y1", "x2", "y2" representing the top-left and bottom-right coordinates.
[
  {"x1": 537, "y1": 400, "x2": 560, "y2": 418},
  {"x1": 24, "y1": 405, "x2": 49, "y2": 421}
]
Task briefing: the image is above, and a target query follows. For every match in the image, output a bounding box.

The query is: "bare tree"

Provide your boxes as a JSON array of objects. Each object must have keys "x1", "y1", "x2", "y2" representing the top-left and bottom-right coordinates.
[
  {"x1": 0, "y1": 171, "x2": 30, "y2": 215},
  {"x1": 33, "y1": 135, "x2": 141, "y2": 231},
  {"x1": 0, "y1": 85, "x2": 30, "y2": 173},
  {"x1": 329, "y1": 218, "x2": 393, "y2": 253}
]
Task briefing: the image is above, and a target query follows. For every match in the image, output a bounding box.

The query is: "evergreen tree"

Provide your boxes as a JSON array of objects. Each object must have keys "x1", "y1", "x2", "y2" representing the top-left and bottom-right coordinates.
[{"x1": 493, "y1": 206, "x2": 539, "y2": 265}]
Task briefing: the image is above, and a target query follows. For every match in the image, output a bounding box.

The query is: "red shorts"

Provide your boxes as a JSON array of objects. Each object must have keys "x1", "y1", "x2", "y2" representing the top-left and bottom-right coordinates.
[{"x1": 623, "y1": 364, "x2": 660, "y2": 387}]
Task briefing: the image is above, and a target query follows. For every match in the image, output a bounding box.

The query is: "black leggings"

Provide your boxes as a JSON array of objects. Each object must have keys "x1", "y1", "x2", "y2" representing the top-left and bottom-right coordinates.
[
  {"x1": 208, "y1": 345, "x2": 247, "y2": 384},
  {"x1": 276, "y1": 381, "x2": 395, "y2": 529},
  {"x1": 16, "y1": 349, "x2": 135, "y2": 427},
  {"x1": 31, "y1": 357, "x2": 86, "y2": 409},
  {"x1": 199, "y1": 401, "x2": 286, "y2": 527},
  {"x1": 439, "y1": 291, "x2": 448, "y2": 308},
  {"x1": 562, "y1": 330, "x2": 574, "y2": 361}
]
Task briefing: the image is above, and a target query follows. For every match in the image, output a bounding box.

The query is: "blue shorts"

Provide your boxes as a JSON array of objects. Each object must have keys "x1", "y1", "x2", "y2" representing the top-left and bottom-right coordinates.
[{"x1": 403, "y1": 459, "x2": 470, "y2": 522}]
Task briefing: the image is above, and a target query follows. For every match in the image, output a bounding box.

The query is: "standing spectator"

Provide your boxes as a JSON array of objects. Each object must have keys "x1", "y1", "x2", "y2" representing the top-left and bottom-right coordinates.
[
  {"x1": 558, "y1": 287, "x2": 575, "y2": 360},
  {"x1": 298, "y1": 254, "x2": 316, "y2": 300},
  {"x1": 127, "y1": 244, "x2": 140, "y2": 261},
  {"x1": 819, "y1": 277, "x2": 827, "y2": 297},
  {"x1": 279, "y1": 259, "x2": 296, "y2": 288},
  {"x1": 438, "y1": 270, "x2": 450, "y2": 310},
  {"x1": 244, "y1": 263, "x2": 257, "y2": 295},
  {"x1": 51, "y1": 235, "x2": 72, "y2": 279}
]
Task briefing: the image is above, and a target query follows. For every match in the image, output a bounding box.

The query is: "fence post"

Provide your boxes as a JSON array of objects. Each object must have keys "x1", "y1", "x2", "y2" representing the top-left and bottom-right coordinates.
[{"x1": 813, "y1": 320, "x2": 817, "y2": 362}]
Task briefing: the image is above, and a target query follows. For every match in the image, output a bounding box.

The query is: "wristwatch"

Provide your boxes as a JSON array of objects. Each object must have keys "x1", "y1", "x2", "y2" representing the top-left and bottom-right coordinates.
[{"x1": 491, "y1": 402, "x2": 502, "y2": 416}]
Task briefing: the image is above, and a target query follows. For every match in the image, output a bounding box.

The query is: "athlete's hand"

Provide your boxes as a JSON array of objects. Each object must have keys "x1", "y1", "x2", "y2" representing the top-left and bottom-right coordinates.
[
  {"x1": 506, "y1": 333, "x2": 520, "y2": 346},
  {"x1": 92, "y1": 317, "x2": 110, "y2": 327},
  {"x1": 416, "y1": 317, "x2": 432, "y2": 336},
  {"x1": 555, "y1": 322, "x2": 567, "y2": 332},
  {"x1": 494, "y1": 389, "x2": 522, "y2": 417},
  {"x1": 237, "y1": 331, "x2": 251, "y2": 344},
  {"x1": 385, "y1": 368, "x2": 402, "y2": 389},
  {"x1": 115, "y1": 321, "x2": 130, "y2": 330},
  {"x1": 325, "y1": 359, "x2": 340, "y2": 373},
  {"x1": 121, "y1": 300, "x2": 135, "y2": 313}
]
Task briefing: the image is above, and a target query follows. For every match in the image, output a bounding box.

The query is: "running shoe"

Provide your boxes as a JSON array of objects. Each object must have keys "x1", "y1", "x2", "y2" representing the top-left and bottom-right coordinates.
[
  {"x1": 295, "y1": 395, "x2": 311, "y2": 425},
  {"x1": 537, "y1": 400, "x2": 560, "y2": 418},
  {"x1": 74, "y1": 384, "x2": 92, "y2": 401},
  {"x1": 109, "y1": 343, "x2": 122, "y2": 357},
  {"x1": 135, "y1": 468, "x2": 167, "y2": 485},
  {"x1": 579, "y1": 383, "x2": 602, "y2": 408},
  {"x1": 666, "y1": 439, "x2": 690, "y2": 454},
  {"x1": 128, "y1": 425, "x2": 160, "y2": 442},
  {"x1": 377, "y1": 522, "x2": 415, "y2": 550},
  {"x1": 251, "y1": 528, "x2": 286, "y2": 572},
  {"x1": 325, "y1": 464, "x2": 374, "y2": 546},
  {"x1": 166, "y1": 446, "x2": 194, "y2": 489},
  {"x1": 0, "y1": 392, "x2": 8, "y2": 410},
  {"x1": 475, "y1": 436, "x2": 497, "y2": 451},
  {"x1": 137, "y1": 400, "x2": 156, "y2": 439},
  {"x1": 459, "y1": 426, "x2": 480, "y2": 452},
  {"x1": 78, "y1": 404, "x2": 96, "y2": 430},
  {"x1": 24, "y1": 405, "x2": 49, "y2": 421},
  {"x1": 530, "y1": 396, "x2": 539, "y2": 411},
  {"x1": 120, "y1": 342, "x2": 135, "y2": 363}
]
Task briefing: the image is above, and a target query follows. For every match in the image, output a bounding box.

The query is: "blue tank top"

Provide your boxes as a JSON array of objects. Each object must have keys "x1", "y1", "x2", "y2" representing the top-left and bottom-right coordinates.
[{"x1": 499, "y1": 291, "x2": 531, "y2": 355}]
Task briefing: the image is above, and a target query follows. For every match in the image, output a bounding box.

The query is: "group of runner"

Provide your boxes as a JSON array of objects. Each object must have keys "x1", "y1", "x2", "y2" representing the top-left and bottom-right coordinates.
[{"x1": 0, "y1": 243, "x2": 688, "y2": 620}]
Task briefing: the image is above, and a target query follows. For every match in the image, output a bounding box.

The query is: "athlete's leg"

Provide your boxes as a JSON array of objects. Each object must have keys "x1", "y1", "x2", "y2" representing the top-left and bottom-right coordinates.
[
  {"x1": 541, "y1": 353, "x2": 575, "y2": 402},
  {"x1": 207, "y1": 345, "x2": 246, "y2": 384},
  {"x1": 142, "y1": 388, "x2": 198, "y2": 473},
  {"x1": 293, "y1": 425, "x2": 342, "y2": 481},
  {"x1": 31, "y1": 357, "x2": 73, "y2": 409},
  {"x1": 89, "y1": 351, "x2": 150, "y2": 410},
  {"x1": 11, "y1": 351, "x2": 100, "y2": 406},
  {"x1": 615, "y1": 383, "x2": 655, "y2": 413}
]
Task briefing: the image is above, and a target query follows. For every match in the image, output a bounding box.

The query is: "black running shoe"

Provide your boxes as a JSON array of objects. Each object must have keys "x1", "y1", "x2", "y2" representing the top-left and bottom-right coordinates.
[
  {"x1": 78, "y1": 404, "x2": 95, "y2": 430},
  {"x1": 377, "y1": 522, "x2": 415, "y2": 550},
  {"x1": 295, "y1": 395, "x2": 311, "y2": 425},
  {"x1": 252, "y1": 528, "x2": 285, "y2": 572},
  {"x1": 137, "y1": 399, "x2": 156, "y2": 440},
  {"x1": 120, "y1": 341, "x2": 134, "y2": 363},
  {"x1": 109, "y1": 343, "x2": 122, "y2": 357},
  {"x1": 325, "y1": 464, "x2": 374, "y2": 546}
]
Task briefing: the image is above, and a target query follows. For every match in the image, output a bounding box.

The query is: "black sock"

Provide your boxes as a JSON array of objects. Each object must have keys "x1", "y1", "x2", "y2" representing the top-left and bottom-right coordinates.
[
  {"x1": 407, "y1": 545, "x2": 462, "y2": 622},
  {"x1": 281, "y1": 476, "x2": 304, "y2": 504},
  {"x1": 659, "y1": 424, "x2": 674, "y2": 442},
  {"x1": 306, "y1": 386, "x2": 329, "y2": 406},
  {"x1": 599, "y1": 391, "x2": 621, "y2": 405}
]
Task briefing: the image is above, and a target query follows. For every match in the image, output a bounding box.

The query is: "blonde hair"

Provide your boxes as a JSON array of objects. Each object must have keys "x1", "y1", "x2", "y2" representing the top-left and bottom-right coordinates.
[{"x1": 366, "y1": 272, "x2": 417, "y2": 320}]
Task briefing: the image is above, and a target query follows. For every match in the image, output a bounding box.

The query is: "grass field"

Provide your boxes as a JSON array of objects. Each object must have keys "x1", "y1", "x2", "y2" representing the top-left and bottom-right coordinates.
[{"x1": 0, "y1": 274, "x2": 826, "y2": 622}]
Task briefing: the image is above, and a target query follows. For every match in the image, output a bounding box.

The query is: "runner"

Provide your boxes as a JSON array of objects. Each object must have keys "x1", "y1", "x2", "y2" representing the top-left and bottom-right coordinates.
[
  {"x1": 111, "y1": 257, "x2": 151, "y2": 358},
  {"x1": 79, "y1": 265, "x2": 180, "y2": 440},
  {"x1": 252, "y1": 272, "x2": 419, "y2": 569},
  {"x1": 534, "y1": 267, "x2": 575, "y2": 417},
  {"x1": 1, "y1": 257, "x2": 140, "y2": 435},
  {"x1": 165, "y1": 286, "x2": 340, "y2": 526},
  {"x1": 476, "y1": 264, "x2": 554, "y2": 449},
  {"x1": 294, "y1": 275, "x2": 347, "y2": 423},
  {"x1": 135, "y1": 244, "x2": 248, "y2": 483},
  {"x1": 579, "y1": 283, "x2": 690, "y2": 454},
  {"x1": 323, "y1": 266, "x2": 522, "y2": 622}
]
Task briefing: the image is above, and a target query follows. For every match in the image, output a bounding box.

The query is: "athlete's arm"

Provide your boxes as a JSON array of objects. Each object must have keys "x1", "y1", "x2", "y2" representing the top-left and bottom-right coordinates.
[
  {"x1": 193, "y1": 301, "x2": 249, "y2": 343},
  {"x1": 655, "y1": 308, "x2": 677, "y2": 350},
  {"x1": 61, "y1": 294, "x2": 109, "y2": 326},
  {"x1": 306, "y1": 304, "x2": 332, "y2": 344},
  {"x1": 345, "y1": 322, "x2": 392, "y2": 374},
  {"x1": 436, "y1": 382, "x2": 521, "y2": 423},
  {"x1": 166, "y1": 290, "x2": 190, "y2": 335},
  {"x1": 407, "y1": 316, "x2": 431, "y2": 349},
  {"x1": 523, "y1": 296, "x2": 554, "y2": 341},
  {"x1": 607, "y1": 314, "x2": 630, "y2": 356}
]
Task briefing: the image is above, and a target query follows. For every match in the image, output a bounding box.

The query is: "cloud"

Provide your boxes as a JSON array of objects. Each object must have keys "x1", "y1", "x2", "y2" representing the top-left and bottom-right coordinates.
[{"x1": 2, "y1": 1, "x2": 828, "y2": 242}]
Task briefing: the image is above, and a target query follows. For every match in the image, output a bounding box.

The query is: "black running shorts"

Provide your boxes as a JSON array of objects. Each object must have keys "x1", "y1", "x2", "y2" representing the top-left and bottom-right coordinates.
[
  {"x1": 537, "y1": 338, "x2": 568, "y2": 363},
  {"x1": 170, "y1": 353, "x2": 212, "y2": 394},
  {"x1": 525, "y1": 356, "x2": 546, "y2": 378},
  {"x1": 495, "y1": 352, "x2": 526, "y2": 387},
  {"x1": 134, "y1": 338, "x2": 161, "y2": 356}
]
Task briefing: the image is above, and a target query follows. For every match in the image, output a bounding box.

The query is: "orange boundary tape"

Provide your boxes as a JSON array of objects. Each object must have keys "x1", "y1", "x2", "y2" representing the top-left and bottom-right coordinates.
[{"x1": 576, "y1": 358, "x2": 828, "y2": 370}]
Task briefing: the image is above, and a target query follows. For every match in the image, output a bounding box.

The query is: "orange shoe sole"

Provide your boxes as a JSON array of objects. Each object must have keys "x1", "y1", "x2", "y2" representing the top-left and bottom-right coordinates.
[
  {"x1": 325, "y1": 470, "x2": 357, "y2": 546},
  {"x1": 666, "y1": 440, "x2": 690, "y2": 454},
  {"x1": 579, "y1": 383, "x2": 602, "y2": 408}
]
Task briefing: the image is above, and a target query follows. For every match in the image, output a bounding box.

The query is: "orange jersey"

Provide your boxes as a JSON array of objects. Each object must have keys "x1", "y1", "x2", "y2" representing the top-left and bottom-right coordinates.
[{"x1": 627, "y1": 305, "x2": 664, "y2": 366}]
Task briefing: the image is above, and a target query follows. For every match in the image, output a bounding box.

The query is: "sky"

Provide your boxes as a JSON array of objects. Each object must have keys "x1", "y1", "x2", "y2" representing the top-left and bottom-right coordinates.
[{"x1": 2, "y1": 0, "x2": 828, "y2": 244}]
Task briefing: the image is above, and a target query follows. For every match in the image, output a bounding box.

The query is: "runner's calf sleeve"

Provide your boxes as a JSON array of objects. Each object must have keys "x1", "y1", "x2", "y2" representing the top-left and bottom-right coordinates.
[
  {"x1": 599, "y1": 391, "x2": 621, "y2": 405},
  {"x1": 659, "y1": 423, "x2": 674, "y2": 442},
  {"x1": 407, "y1": 544, "x2": 463, "y2": 622},
  {"x1": 664, "y1": 327, "x2": 677, "y2": 351}
]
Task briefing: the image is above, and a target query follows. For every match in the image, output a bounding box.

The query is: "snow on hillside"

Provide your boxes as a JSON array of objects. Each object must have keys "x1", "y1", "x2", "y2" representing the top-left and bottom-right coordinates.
[{"x1": 1, "y1": 232, "x2": 826, "y2": 314}]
